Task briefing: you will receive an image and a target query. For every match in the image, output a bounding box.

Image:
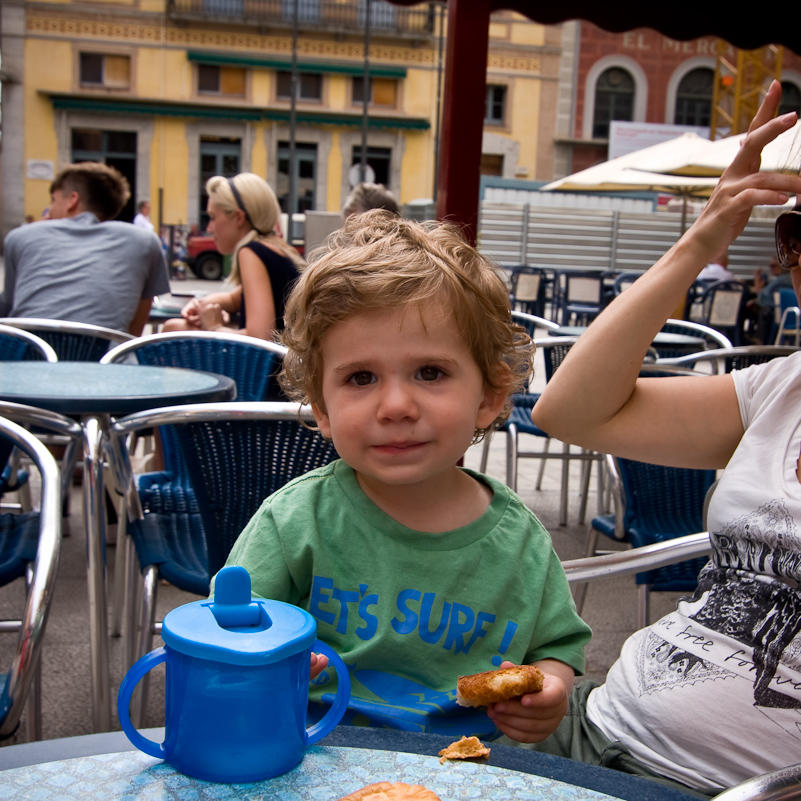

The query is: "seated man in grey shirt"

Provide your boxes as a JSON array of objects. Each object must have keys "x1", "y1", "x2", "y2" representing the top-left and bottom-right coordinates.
[{"x1": 1, "y1": 162, "x2": 170, "y2": 336}]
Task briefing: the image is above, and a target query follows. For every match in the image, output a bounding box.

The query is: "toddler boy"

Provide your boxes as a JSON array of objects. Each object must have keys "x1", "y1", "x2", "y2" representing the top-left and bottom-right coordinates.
[{"x1": 221, "y1": 210, "x2": 591, "y2": 743}]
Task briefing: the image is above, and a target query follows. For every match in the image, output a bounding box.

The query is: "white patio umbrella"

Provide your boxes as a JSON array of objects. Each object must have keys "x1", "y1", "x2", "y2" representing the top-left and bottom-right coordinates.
[
  {"x1": 541, "y1": 132, "x2": 720, "y2": 230},
  {"x1": 635, "y1": 122, "x2": 801, "y2": 177}
]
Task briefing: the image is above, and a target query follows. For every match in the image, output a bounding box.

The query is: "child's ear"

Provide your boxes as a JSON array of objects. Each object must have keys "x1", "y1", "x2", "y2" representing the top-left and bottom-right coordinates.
[
  {"x1": 311, "y1": 402, "x2": 332, "y2": 440},
  {"x1": 475, "y1": 381, "x2": 508, "y2": 431}
]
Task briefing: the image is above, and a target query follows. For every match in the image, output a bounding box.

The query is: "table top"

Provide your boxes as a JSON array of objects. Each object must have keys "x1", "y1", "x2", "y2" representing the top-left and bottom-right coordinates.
[
  {"x1": 0, "y1": 362, "x2": 236, "y2": 415},
  {"x1": 0, "y1": 727, "x2": 699, "y2": 801},
  {"x1": 1, "y1": 745, "x2": 623, "y2": 800}
]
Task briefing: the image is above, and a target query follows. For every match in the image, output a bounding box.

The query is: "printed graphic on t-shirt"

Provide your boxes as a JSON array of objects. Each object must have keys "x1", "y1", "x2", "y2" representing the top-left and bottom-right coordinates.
[
  {"x1": 307, "y1": 573, "x2": 523, "y2": 737},
  {"x1": 635, "y1": 630, "x2": 735, "y2": 694},
  {"x1": 636, "y1": 500, "x2": 801, "y2": 709}
]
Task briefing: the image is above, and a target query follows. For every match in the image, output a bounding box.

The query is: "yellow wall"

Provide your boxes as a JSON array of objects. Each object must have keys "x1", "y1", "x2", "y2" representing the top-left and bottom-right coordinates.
[
  {"x1": 398, "y1": 132, "x2": 433, "y2": 204},
  {"x1": 511, "y1": 77, "x2": 541, "y2": 173},
  {"x1": 23, "y1": 39, "x2": 72, "y2": 217},
  {"x1": 138, "y1": 47, "x2": 190, "y2": 100},
  {"x1": 326, "y1": 130, "x2": 343, "y2": 210},
  {"x1": 154, "y1": 118, "x2": 190, "y2": 225}
]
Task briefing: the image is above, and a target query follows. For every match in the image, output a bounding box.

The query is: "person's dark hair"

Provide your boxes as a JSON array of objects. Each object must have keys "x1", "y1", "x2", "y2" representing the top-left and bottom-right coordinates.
[
  {"x1": 50, "y1": 162, "x2": 130, "y2": 222},
  {"x1": 342, "y1": 182, "x2": 399, "y2": 218}
]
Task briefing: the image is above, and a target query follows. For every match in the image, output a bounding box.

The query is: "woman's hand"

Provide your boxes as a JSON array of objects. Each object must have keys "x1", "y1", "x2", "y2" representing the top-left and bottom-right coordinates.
[
  {"x1": 692, "y1": 81, "x2": 801, "y2": 260},
  {"x1": 180, "y1": 298, "x2": 203, "y2": 329},
  {"x1": 197, "y1": 301, "x2": 230, "y2": 331}
]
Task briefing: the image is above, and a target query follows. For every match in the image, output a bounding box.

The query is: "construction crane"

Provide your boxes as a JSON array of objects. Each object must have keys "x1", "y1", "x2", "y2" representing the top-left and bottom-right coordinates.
[{"x1": 710, "y1": 42, "x2": 783, "y2": 139}]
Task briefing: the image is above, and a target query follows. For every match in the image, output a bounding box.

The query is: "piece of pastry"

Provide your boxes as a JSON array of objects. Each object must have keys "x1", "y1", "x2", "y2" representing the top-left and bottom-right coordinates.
[
  {"x1": 455, "y1": 664, "x2": 544, "y2": 708},
  {"x1": 337, "y1": 781, "x2": 441, "y2": 800},
  {"x1": 437, "y1": 735, "x2": 491, "y2": 764}
]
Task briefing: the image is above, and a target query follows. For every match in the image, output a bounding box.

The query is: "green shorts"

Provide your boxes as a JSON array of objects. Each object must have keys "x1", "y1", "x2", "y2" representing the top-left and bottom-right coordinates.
[{"x1": 497, "y1": 680, "x2": 719, "y2": 799}]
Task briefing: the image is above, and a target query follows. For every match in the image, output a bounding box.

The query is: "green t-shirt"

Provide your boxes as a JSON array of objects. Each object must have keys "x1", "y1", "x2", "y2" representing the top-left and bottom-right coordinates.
[{"x1": 223, "y1": 459, "x2": 591, "y2": 739}]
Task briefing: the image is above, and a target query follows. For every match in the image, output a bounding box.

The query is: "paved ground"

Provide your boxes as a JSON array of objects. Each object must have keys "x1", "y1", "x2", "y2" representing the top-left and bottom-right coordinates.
[{"x1": 0, "y1": 325, "x2": 689, "y2": 745}]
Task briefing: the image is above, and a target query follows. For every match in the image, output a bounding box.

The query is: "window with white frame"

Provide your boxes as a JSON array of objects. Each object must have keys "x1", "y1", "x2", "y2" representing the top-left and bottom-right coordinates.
[{"x1": 484, "y1": 84, "x2": 507, "y2": 125}]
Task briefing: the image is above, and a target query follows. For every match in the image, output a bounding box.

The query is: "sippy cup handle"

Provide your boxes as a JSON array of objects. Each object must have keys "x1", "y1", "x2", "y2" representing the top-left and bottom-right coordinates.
[
  {"x1": 117, "y1": 647, "x2": 168, "y2": 759},
  {"x1": 304, "y1": 639, "x2": 351, "y2": 745}
]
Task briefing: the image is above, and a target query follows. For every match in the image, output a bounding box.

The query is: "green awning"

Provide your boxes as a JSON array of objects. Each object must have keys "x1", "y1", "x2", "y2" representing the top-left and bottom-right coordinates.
[
  {"x1": 187, "y1": 50, "x2": 407, "y2": 78},
  {"x1": 47, "y1": 93, "x2": 429, "y2": 130}
]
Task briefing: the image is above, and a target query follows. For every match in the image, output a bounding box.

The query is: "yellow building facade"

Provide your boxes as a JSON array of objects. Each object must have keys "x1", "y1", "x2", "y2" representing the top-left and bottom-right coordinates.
[{"x1": 1, "y1": 0, "x2": 563, "y2": 240}]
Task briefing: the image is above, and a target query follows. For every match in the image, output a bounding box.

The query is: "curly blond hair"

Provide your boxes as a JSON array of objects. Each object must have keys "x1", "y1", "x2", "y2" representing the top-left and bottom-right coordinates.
[{"x1": 280, "y1": 210, "x2": 533, "y2": 441}]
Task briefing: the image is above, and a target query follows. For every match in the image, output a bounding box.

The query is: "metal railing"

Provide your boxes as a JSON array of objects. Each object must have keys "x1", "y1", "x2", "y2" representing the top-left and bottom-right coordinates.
[
  {"x1": 168, "y1": 0, "x2": 437, "y2": 37},
  {"x1": 478, "y1": 201, "x2": 777, "y2": 277}
]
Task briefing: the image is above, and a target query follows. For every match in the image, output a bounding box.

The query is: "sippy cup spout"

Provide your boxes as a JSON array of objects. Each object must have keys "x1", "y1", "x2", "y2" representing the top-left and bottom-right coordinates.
[{"x1": 210, "y1": 566, "x2": 264, "y2": 629}]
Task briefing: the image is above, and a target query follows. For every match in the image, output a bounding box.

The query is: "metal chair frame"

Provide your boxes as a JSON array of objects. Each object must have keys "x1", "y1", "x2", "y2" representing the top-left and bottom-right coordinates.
[
  {"x1": 659, "y1": 345, "x2": 800, "y2": 375},
  {"x1": 0, "y1": 318, "x2": 134, "y2": 361},
  {"x1": 0, "y1": 415, "x2": 62, "y2": 741},
  {"x1": 100, "y1": 329, "x2": 288, "y2": 368},
  {"x1": 510, "y1": 310, "x2": 560, "y2": 337},
  {"x1": 0, "y1": 324, "x2": 59, "y2": 363},
  {"x1": 660, "y1": 317, "x2": 733, "y2": 350},
  {"x1": 575, "y1": 452, "x2": 715, "y2": 627}
]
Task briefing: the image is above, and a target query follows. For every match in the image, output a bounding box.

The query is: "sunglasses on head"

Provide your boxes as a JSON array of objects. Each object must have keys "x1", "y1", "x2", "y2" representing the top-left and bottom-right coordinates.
[{"x1": 775, "y1": 205, "x2": 801, "y2": 270}]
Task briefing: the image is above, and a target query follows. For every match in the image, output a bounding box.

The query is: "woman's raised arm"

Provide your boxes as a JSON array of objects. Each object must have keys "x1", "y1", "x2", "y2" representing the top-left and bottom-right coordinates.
[{"x1": 532, "y1": 82, "x2": 801, "y2": 469}]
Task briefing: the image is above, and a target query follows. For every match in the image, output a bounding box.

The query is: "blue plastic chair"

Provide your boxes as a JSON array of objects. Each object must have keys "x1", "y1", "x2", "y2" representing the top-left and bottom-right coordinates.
[
  {"x1": 685, "y1": 280, "x2": 747, "y2": 346},
  {"x1": 577, "y1": 453, "x2": 715, "y2": 627},
  {"x1": 101, "y1": 331, "x2": 288, "y2": 508},
  {"x1": 509, "y1": 265, "x2": 549, "y2": 318},
  {"x1": 554, "y1": 270, "x2": 608, "y2": 326},
  {"x1": 480, "y1": 336, "x2": 599, "y2": 526},
  {"x1": 101, "y1": 331, "x2": 289, "y2": 633},
  {"x1": 109, "y1": 402, "x2": 339, "y2": 724},
  {"x1": 0, "y1": 415, "x2": 62, "y2": 741},
  {"x1": 774, "y1": 287, "x2": 801, "y2": 346},
  {"x1": 0, "y1": 325, "x2": 58, "y2": 509},
  {"x1": 0, "y1": 318, "x2": 134, "y2": 361}
]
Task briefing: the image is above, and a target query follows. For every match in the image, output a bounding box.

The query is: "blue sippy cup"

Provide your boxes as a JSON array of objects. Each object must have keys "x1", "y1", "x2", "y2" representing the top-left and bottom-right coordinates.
[{"x1": 117, "y1": 566, "x2": 350, "y2": 783}]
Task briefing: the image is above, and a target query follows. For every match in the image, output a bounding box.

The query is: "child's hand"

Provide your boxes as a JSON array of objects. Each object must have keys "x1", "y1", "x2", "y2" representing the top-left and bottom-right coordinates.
[
  {"x1": 310, "y1": 651, "x2": 329, "y2": 681},
  {"x1": 485, "y1": 660, "x2": 570, "y2": 744}
]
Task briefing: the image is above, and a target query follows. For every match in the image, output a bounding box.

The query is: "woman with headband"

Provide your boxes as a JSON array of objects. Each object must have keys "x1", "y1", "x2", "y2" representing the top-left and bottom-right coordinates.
[{"x1": 166, "y1": 172, "x2": 304, "y2": 340}]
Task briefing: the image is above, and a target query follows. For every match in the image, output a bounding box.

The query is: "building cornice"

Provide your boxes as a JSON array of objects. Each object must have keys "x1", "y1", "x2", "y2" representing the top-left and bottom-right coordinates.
[{"x1": 44, "y1": 90, "x2": 430, "y2": 129}]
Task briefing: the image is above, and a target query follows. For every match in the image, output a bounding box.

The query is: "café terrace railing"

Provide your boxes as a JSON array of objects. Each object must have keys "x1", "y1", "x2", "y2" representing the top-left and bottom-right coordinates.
[{"x1": 167, "y1": 0, "x2": 437, "y2": 37}]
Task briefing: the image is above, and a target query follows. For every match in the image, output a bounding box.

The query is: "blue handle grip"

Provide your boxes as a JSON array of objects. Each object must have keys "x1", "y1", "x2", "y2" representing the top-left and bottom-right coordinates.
[
  {"x1": 117, "y1": 647, "x2": 168, "y2": 759},
  {"x1": 304, "y1": 640, "x2": 350, "y2": 745}
]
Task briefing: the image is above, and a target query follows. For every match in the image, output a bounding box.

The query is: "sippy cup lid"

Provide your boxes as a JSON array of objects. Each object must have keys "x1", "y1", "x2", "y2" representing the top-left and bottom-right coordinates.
[{"x1": 161, "y1": 566, "x2": 317, "y2": 666}]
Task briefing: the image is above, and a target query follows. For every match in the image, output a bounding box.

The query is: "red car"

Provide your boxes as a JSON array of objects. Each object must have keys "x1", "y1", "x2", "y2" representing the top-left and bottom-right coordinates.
[{"x1": 184, "y1": 233, "x2": 225, "y2": 280}]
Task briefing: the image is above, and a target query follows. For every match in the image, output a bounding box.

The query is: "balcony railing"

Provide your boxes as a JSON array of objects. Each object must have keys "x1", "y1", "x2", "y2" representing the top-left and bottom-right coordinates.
[{"x1": 168, "y1": 0, "x2": 437, "y2": 37}]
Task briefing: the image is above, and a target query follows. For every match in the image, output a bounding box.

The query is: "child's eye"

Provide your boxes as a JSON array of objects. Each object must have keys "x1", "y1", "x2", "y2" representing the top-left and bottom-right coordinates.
[
  {"x1": 348, "y1": 371, "x2": 375, "y2": 386},
  {"x1": 417, "y1": 366, "x2": 443, "y2": 382}
]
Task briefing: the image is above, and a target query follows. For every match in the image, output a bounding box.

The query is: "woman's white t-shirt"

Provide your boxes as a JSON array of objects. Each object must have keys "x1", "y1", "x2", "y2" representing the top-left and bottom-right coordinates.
[{"x1": 587, "y1": 351, "x2": 801, "y2": 792}]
